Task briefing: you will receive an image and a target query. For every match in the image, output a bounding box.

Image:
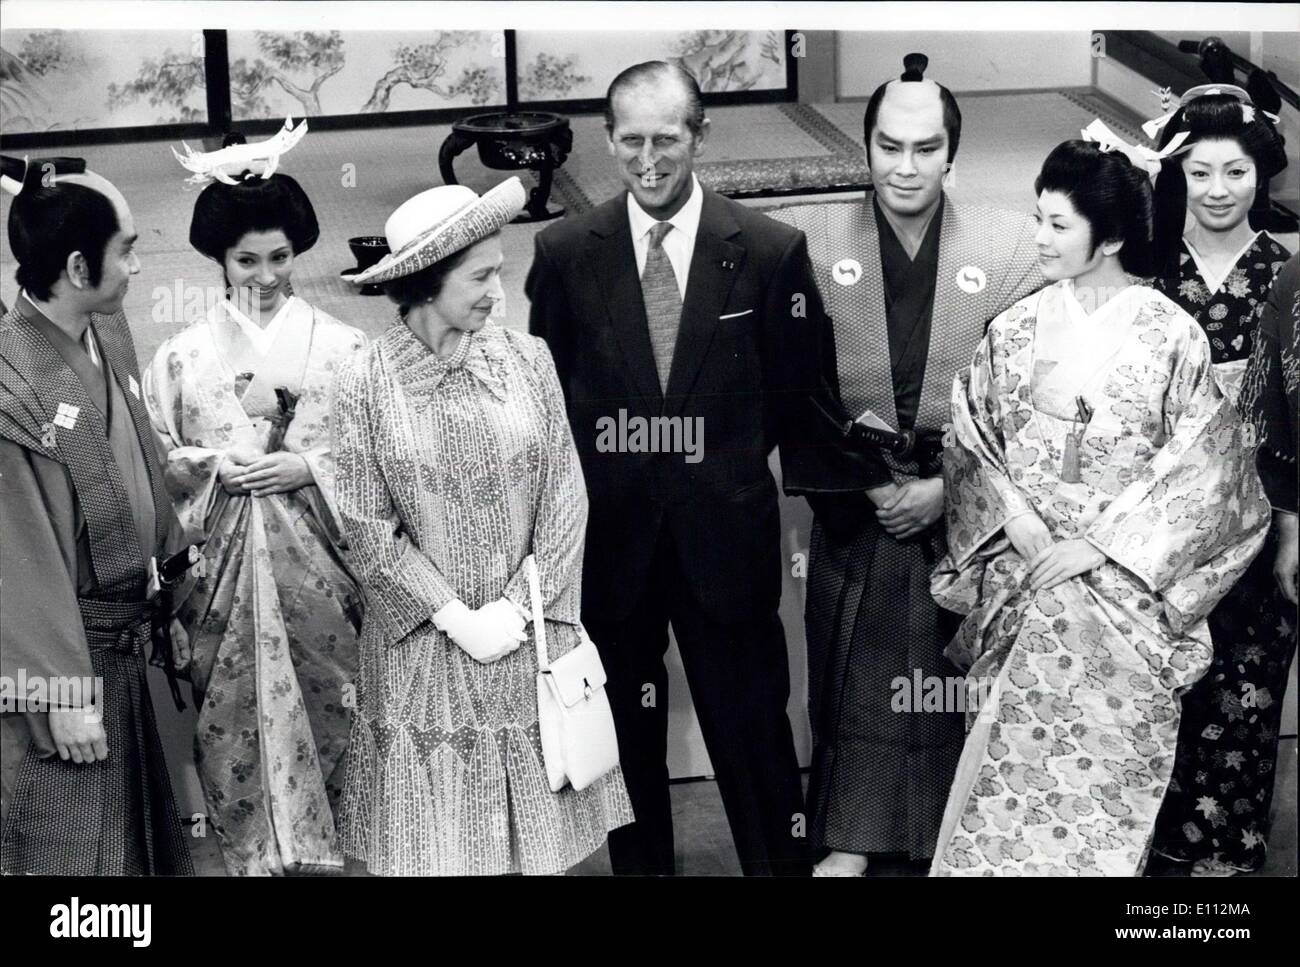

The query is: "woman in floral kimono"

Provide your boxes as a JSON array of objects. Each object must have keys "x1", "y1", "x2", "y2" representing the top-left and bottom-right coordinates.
[
  {"x1": 143, "y1": 129, "x2": 365, "y2": 875},
  {"x1": 1146, "y1": 87, "x2": 1293, "y2": 875},
  {"x1": 929, "y1": 137, "x2": 1269, "y2": 876},
  {"x1": 331, "y1": 178, "x2": 633, "y2": 876}
]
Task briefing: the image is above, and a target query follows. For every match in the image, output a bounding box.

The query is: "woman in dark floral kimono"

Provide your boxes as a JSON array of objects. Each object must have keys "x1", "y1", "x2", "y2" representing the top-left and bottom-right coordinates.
[{"x1": 1147, "y1": 87, "x2": 1293, "y2": 875}]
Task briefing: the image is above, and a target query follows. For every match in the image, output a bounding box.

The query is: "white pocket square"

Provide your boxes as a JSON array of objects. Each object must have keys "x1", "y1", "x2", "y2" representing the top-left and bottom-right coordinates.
[{"x1": 719, "y1": 309, "x2": 754, "y2": 320}]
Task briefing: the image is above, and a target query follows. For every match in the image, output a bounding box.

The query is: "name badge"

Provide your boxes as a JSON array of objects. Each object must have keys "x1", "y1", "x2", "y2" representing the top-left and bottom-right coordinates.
[{"x1": 53, "y1": 403, "x2": 80, "y2": 429}]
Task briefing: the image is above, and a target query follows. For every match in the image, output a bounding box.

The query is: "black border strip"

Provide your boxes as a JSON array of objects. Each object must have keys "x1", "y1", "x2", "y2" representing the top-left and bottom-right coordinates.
[
  {"x1": 1098, "y1": 30, "x2": 1205, "y2": 93},
  {"x1": 2, "y1": 122, "x2": 212, "y2": 151},
  {"x1": 0, "y1": 104, "x2": 512, "y2": 150},
  {"x1": 504, "y1": 28, "x2": 520, "y2": 108},
  {"x1": 1101, "y1": 29, "x2": 1299, "y2": 109},
  {"x1": 203, "y1": 29, "x2": 232, "y2": 136}
]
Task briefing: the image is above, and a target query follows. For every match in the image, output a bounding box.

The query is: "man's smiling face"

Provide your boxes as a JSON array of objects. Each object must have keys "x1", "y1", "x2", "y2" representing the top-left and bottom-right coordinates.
[{"x1": 608, "y1": 79, "x2": 708, "y2": 221}]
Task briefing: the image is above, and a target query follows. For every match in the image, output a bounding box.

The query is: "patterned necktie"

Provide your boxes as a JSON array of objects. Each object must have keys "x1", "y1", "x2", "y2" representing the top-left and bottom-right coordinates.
[{"x1": 640, "y1": 221, "x2": 682, "y2": 392}]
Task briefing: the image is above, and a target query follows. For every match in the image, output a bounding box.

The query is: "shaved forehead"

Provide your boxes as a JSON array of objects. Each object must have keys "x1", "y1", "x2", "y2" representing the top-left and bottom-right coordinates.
[
  {"x1": 880, "y1": 79, "x2": 946, "y2": 115},
  {"x1": 61, "y1": 169, "x2": 133, "y2": 235},
  {"x1": 862, "y1": 66, "x2": 962, "y2": 162},
  {"x1": 61, "y1": 170, "x2": 127, "y2": 213},
  {"x1": 873, "y1": 78, "x2": 949, "y2": 150}
]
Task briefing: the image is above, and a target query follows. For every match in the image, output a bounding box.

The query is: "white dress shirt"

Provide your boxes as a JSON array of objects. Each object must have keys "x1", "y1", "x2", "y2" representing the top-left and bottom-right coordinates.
[{"x1": 627, "y1": 174, "x2": 704, "y2": 302}]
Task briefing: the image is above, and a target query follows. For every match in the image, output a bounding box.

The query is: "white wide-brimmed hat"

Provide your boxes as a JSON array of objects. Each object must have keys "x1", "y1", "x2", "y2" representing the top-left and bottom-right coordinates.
[{"x1": 344, "y1": 177, "x2": 526, "y2": 286}]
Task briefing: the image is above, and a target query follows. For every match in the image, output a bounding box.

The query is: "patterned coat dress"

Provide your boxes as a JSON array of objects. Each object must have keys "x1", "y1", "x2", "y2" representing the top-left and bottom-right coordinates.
[
  {"x1": 1151, "y1": 233, "x2": 1294, "y2": 870},
  {"x1": 770, "y1": 195, "x2": 1041, "y2": 859},
  {"x1": 143, "y1": 297, "x2": 365, "y2": 875},
  {"x1": 930, "y1": 282, "x2": 1269, "y2": 876},
  {"x1": 331, "y1": 319, "x2": 633, "y2": 876}
]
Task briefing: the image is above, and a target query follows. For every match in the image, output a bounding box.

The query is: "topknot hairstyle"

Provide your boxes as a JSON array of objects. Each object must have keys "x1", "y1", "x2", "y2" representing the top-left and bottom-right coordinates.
[{"x1": 862, "y1": 53, "x2": 963, "y2": 162}]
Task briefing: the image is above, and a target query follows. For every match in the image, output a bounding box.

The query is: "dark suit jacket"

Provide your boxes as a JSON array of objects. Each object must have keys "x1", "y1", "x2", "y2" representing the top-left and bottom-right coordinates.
[{"x1": 527, "y1": 187, "x2": 853, "y2": 624}]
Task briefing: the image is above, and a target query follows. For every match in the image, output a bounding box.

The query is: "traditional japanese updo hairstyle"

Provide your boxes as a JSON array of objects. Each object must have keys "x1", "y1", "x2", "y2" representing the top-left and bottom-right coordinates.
[
  {"x1": 188, "y1": 133, "x2": 320, "y2": 269},
  {"x1": 1151, "y1": 91, "x2": 1288, "y2": 281},
  {"x1": 1035, "y1": 139, "x2": 1156, "y2": 277}
]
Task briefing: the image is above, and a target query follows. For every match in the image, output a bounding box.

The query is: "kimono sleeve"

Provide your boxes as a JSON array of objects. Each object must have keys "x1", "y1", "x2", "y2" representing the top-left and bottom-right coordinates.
[
  {"x1": 939, "y1": 320, "x2": 1036, "y2": 575},
  {"x1": 0, "y1": 438, "x2": 95, "y2": 708},
  {"x1": 1086, "y1": 317, "x2": 1271, "y2": 632},
  {"x1": 142, "y1": 342, "x2": 226, "y2": 542},
  {"x1": 331, "y1": 354, "x2": 458, "y2": 642},
  {"x1": 500, "y1": 336, "x2": 585, "y2": 629},
  {"x1": 931, "y1": 325, "x2": 1037, "y2": 616}
]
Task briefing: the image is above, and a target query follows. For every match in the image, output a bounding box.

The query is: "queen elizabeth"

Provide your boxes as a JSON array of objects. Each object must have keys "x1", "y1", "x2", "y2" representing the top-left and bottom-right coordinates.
[{"x1": 331, "y1": 177, "x2": 633, "y2": 875}]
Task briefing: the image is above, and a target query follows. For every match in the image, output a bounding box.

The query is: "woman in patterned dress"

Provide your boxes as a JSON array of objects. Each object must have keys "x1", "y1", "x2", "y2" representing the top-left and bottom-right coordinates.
[
  {"x1": 331, "y1": 178, "x2": 633, "y2": 876},
  {"x1": 929, "y1": 137, "x2": 1269, "y2": 876},
  {"x1": 1147, "y1": 87, "x2": 1293, "y2": 875},
  {"x1": 143, "y1": 130, "x2": 365, "y2": 875}
]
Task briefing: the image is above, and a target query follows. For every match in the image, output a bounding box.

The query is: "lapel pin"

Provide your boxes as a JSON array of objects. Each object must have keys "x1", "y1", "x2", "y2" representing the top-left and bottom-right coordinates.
[
  {"x1": 53, "y1": 402, "x2": 80, "y2": 429},
  {"x1": 720, "y1": 259, "x2": 735, "y2": 270},
  {"x1": 832, "y1": 258, "x2": 862, "y2": 286},
  {"x1": 956, "y1": 265, "x2": 987, "y2": 294}
]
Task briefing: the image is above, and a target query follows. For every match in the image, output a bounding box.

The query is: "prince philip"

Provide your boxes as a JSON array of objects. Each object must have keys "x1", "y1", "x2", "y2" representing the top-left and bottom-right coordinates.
[{"x1": 527, "y1": 61, "x2": 841, "y2": 876}]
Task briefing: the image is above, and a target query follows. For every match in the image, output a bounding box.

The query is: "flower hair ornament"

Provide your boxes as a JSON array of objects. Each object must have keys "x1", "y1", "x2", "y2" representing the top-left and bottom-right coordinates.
[
  {"x1": 1141, "y1": 83, "x2": 1280, "y2": 140},
  {"x1": 1081, "y1": 118, "x2": 1191, "y2": 185},
  {"x1": 172, "y1": 116, "x2": 308, "y2": 185}
]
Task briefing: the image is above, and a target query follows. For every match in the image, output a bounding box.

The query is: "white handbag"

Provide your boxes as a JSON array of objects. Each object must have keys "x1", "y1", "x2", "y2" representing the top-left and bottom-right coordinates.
[{"x1": 526, "y1": 555, "x2": 620, "y2": 793}]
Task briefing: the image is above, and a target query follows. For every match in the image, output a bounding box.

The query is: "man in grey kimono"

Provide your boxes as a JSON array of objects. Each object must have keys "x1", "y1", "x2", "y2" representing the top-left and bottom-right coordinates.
[
  {"x1": 0, "y1": 166, "x2": 193, "y2": 874},
  {"x1": 772, "y1": 54, "x2": 1043, "y2": 874}
]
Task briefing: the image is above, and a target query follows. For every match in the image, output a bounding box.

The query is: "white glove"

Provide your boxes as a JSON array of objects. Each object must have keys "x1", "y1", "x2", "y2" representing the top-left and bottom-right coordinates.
[
  {"x1": 433, "y1": 599, "x2": 526, "y2": 664},
  {"x1": 479, "y1": 598, "x2": 529, "y2": 638}
]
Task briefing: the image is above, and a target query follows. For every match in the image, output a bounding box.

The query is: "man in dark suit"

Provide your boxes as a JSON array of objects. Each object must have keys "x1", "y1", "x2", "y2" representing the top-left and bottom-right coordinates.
[{"x1": 527, "y1": 61, "x2": 838, "y2": 876}]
